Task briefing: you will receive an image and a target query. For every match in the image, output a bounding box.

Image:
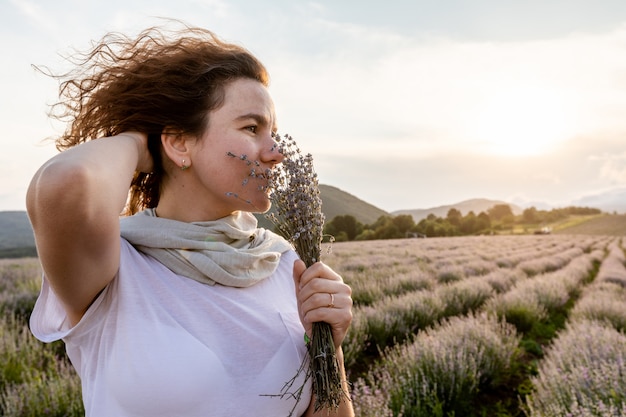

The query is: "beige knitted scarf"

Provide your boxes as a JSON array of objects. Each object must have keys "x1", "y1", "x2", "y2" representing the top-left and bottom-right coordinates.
[{"x1": 119, "y1": 209, "x2": 293, "y2": 287}]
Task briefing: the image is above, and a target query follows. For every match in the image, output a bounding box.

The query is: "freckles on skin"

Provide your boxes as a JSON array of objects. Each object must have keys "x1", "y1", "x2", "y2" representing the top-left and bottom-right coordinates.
[
  {"x1": 226, "y1": 151, "x2": 263, "y2": 187},
  {"x1": 210, "y1": 81, "x2": 277, "y2": 211},
  {"x1": 223, "y1": 152, "x2": 274, "y2": 212}
]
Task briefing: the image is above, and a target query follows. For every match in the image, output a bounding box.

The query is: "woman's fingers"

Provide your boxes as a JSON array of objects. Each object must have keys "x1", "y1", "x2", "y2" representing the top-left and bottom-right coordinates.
[{"x1": 293, "y1": 260, "x2": 353, "y2": 347}]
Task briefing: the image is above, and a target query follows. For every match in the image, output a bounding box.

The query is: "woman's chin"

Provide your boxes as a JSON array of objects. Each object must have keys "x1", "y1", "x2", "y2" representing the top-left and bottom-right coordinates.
[{"x1": 245, "y1": 197, "x2": 271, "y2": 214}]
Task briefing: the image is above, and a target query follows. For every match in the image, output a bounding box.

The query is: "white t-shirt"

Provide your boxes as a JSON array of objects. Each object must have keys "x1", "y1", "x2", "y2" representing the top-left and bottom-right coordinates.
[{"x1": 30, "y1": 238, "x2": 311, "y2": 417}]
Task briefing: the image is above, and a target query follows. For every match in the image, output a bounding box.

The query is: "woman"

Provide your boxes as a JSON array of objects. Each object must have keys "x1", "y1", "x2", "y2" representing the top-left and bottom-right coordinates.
[{"x1": 27, "y1": 23, "x2": 354, "y2": 417}]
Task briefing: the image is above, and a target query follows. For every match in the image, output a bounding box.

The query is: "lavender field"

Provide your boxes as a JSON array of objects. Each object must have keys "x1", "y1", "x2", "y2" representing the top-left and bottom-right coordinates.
[
  {"x1": 1, "y1": 234, "x2": 625, "y2": 416},
  {"x1": 321, "y1": 234, "x2": 625, "y2": 416}
]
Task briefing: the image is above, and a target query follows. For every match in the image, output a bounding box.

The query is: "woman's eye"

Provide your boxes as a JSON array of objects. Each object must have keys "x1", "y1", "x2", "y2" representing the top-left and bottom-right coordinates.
[{"x1": 245, "y1": 126, "x2": 257, "y2": 133}]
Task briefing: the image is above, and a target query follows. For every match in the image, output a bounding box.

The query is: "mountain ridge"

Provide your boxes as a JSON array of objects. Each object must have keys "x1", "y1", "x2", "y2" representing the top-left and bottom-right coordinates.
[
  {"x1": 253, "y1": 184, "x2": 389, "y2": 229},
  {"x1": 1, "y1": 184, "x2": 622, "y2": 257},
  {"x1": 571, "y1": 187, "x2": 626, "y2": 213}
]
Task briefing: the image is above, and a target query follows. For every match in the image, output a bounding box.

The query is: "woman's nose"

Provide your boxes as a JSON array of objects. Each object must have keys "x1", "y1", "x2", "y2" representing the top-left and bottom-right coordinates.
[{"x1": 262, "y1": 134, "x2": 284, "y2": 164}]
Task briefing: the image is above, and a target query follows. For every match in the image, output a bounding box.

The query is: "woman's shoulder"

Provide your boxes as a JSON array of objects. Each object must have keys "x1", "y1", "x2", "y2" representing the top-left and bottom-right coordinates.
[{"x1": 29, "y1": 237, "x2": 155, "y2": 343}]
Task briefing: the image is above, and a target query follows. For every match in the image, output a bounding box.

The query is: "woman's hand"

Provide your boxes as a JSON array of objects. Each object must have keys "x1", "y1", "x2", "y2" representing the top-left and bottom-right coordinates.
[{"x1": 292, "y1": 260, "x2": 353, "y2": 349}]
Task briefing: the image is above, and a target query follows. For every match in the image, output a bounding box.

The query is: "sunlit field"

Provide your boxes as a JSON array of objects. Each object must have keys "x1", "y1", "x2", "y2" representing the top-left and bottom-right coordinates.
[
  {"x1": 320, "y1": 234, "x2": 625, "y2": 416},
  {"x1": 1, "y1": 234, "x2": 625, "y2": 416}
]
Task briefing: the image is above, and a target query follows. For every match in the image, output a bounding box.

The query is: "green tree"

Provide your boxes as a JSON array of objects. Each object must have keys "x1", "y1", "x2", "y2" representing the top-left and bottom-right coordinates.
[
  {"x1": 424, "y1": 221, "x2": 436, "y2": 237},
  {"x1": 447, "y1": 208, "x2": 463, "y2": 227},
  {"x1": 488, "y1": 204, "x2": 514, "y2": 221},
  {"x1": 355, "y1": 229, "x2": 376, "y2": 240},
  {"x1": 476, "y1": 212, "x2": 491, "y2": 232},
  {"x1": 416, "y1": 218, "x2": 436, "y2": 237},
  {"x1": 523, "y1": 207, "x2": 538, "y2": 223},
  {"x1": 460, "y1": 211, "x2": 477, "y2": 234},
  {"x1": 325, "y1": 214, "x2": 361, "y2": 241},
  {"x1": 392, "y1": 214, "x2": 415, "y2": 237},
  {"x1": 366, "y1": 215, "x2": 399, "y2": 239}
]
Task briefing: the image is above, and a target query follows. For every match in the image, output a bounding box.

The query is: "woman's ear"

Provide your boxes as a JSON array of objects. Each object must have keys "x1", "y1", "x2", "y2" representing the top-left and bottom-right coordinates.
[{"x1": 161, "y1": 130, "x2": 192, "y2": 171}]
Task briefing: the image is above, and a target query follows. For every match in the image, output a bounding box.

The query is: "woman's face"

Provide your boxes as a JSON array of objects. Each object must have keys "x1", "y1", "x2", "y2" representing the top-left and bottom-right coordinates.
[{"x1": 182, "y1": 78, "x2": 283, "y2": 220}]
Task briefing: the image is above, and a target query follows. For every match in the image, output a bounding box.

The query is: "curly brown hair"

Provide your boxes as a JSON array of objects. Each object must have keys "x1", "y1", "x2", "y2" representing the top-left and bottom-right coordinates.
[{"x1": 42, "y1": 22, "x2": 269, "y2": 215}]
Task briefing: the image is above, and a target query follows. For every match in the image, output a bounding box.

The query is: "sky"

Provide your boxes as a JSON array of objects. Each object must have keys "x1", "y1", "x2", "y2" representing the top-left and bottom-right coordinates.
[{"x1": 2, "y1": 0, "x2": 626, "y2": 213}]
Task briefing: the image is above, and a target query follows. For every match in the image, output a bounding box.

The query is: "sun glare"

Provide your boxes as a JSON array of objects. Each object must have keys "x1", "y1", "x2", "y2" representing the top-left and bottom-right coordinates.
[{"x1": 466, "y1": 86, "x2": 572, "y2": 157}]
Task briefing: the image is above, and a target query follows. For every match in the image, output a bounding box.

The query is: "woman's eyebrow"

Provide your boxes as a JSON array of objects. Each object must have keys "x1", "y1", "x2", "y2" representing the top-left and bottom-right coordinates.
[{"x1": 235, "y1": 113, "x2": 268, "y2": 125}]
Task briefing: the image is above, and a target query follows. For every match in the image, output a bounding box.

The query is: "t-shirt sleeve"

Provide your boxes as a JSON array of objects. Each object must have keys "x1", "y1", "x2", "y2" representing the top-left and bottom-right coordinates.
[{"x1": 29, "y1": 273, "x2": 112, "y2": 343}]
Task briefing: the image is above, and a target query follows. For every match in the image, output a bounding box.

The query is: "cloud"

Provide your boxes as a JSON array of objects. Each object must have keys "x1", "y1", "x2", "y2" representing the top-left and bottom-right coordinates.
[
  {"x1": 8, "y1": 0, "x2": 57, "y2": 33},
  {"x1": 269, "y1": 20, "x2": 626, "y2": 162},
  {"x1": 530, "y1": 173, "x2": 562, "y2": 185},
  {"x1": 188, "y1": 0, "x2": 232, "y2": 19},
  {"x1": 3, "y1": 1, "x2": 626, "y2": 211},
  {"x1": 590, "y1": 152, "x2": 626, "y2": 183}
]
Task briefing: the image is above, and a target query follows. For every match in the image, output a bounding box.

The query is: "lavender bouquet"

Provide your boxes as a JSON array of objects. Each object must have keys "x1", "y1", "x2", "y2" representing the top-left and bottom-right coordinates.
[{"x1": 265, "y1": 133, "x2": 347, "y2": 413}]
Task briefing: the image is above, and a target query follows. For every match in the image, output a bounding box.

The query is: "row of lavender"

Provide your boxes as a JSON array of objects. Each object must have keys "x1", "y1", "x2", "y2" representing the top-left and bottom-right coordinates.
[
  {"x1": 320, "y1": 235, "x2": 625, "y2": 416},
  {"x1": 328, "y1": 235, "x2": 607, "y2": 368},
  {"x1": 527, "y1": 239, "x2": 626, "y2": 416},
  {"x1": 0, "y1": 259, "x2": 83, "y2": 415}
]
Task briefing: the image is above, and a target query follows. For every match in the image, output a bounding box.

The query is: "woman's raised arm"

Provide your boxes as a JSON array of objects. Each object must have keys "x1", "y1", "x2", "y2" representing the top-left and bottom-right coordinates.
[{"x1": 26, "y1": 132, "x2": 151, "y2": 325}]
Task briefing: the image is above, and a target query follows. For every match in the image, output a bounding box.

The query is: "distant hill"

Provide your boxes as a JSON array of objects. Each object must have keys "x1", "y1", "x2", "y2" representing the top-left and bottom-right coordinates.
[
  {"x1": 554, "y1": 214, "x2": 626, "y2": 236},
  {"x1": 0, "y1": 184, "x2": 389, "y2": 257},
  {"x1": 392, "y1": 198, "x2": 523, "y2": 223},
  {"x1": 2, "y1": 189, "x2": 618, "y2": 258},
  {"x1": 571, "y1": 187, "x2": 626, "y2": 214},
  {"x1": 318, "y1": 184, "x2": 389, "y2": 224},
  {"x1": 0, "y1": 211, "x2": 36, "y2": 258},
  {"x1": 255, "y1": 184, "x2": 389, "y2": 229}
]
